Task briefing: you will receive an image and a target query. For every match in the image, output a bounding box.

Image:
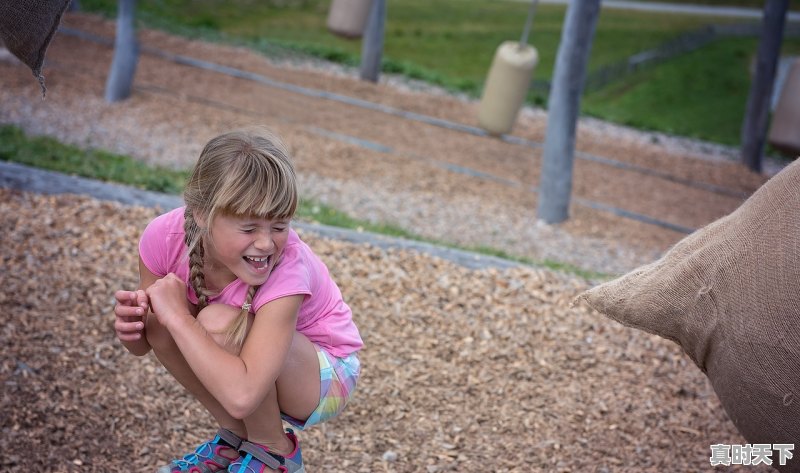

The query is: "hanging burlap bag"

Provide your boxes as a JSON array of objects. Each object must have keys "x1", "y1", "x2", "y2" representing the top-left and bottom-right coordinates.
[
  {"x1": 0, "y1": 0, "x2": 72, "y2": 95},
  {"x1": 576, "y1": 160, "x2": 800, "y2": 464}
]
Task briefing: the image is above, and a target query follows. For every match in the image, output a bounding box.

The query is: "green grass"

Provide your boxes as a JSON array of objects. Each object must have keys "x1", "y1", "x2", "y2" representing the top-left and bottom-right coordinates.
[
  {"x1": 583, "y1": 38, "x2": 753, "y2": 145},
  {"x1": 583, "y1": 36, "x2": 800, "y2": 146},
  {"x1": 1, "y1": 124, "x2": 608, "y2": 279},
  {"x1": 0, "y1": 125, "x2": 187, "y2": 193}
]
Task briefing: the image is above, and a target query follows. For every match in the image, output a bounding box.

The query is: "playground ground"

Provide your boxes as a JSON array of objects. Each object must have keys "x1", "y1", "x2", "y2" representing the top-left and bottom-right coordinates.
[{"x1": 0, "y1": 12, "x2": 783, "y2": 472}]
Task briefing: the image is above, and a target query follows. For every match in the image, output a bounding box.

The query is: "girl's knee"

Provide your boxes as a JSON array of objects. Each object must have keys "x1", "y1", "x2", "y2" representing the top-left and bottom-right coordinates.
[
  {"x1": 196, "y1": 303, "x2": 247, "y2": 351},
  {"x1": 145, "y1": 303, "x2": 238, "y2": 348}
]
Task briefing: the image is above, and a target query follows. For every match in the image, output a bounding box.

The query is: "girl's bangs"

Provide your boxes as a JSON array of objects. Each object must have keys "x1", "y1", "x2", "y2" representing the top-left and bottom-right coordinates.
[
  {"x1": 219, "y1": 191, "x2": 295, "y2": 221},
  {"x1": 215, "y1": 163, "x2": 296, "y2": 220}
]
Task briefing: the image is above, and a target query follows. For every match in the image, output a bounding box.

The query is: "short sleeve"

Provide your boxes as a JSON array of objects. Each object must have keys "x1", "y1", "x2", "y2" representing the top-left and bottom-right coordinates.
[{"x1": 138, "y1": 209, "x2": 184, "y2": 277}]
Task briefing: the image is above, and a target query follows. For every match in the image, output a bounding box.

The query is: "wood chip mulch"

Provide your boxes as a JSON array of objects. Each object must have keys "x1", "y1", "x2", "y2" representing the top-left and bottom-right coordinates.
[{"x1": 1, "y1": 188, "x2": 768, "y2": 472}]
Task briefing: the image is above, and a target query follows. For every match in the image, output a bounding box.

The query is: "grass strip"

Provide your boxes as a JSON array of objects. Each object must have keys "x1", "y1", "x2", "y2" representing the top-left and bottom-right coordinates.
[{"x1": 0, "y1": 125, "x2": 187, "y2": 194}]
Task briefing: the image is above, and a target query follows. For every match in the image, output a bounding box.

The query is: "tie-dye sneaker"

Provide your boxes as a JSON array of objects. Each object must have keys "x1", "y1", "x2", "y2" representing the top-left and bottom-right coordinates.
[
  {"x1": 228, "y1": 429, "x2": 304, "y2": 472},
  {"x1": 156, "y1": 428, "x2": 243, "y2": 473}
]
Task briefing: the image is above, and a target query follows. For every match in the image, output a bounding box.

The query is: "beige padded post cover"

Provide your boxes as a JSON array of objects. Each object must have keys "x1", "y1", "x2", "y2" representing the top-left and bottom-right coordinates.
[
  {"x1": 478, "y1": 41, "x2": 538, "y2": 135},
  {"x1": 769, "y1": 58, "x2": 800, "y2": 156},
  {"x1": 326, "y1": 0, "x2": 372, "y2": 39},
  {"x1": 576, "y1": 160, "x2": 800, "y2": 464}
]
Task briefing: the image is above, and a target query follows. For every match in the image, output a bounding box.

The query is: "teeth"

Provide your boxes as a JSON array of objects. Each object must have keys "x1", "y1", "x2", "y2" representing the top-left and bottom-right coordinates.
[{"x1": 246, "y1": 256, "x2": 269, "y2": 262}]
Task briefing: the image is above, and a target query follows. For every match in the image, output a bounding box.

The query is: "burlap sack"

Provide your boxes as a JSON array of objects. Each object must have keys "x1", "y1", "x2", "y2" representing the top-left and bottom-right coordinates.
[
  {"x1": 576, "y1": 160, "x2": 800, "y2": 462},
  {"x1": 0, "y1": 0, "x2": 72, "y2": 95}
]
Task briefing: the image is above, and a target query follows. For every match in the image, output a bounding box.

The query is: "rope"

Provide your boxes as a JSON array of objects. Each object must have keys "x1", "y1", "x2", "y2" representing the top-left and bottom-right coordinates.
[{"x1": 519, "y1": 0, "x2": 540, "y2": 48}]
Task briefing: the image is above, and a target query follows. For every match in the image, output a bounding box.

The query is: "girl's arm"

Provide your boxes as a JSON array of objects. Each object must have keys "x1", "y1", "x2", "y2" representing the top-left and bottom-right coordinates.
[
  {"x1": 114, "y1": 257, "x2": 160, "y2": 356},
  {"x1": 147, "y1": 274, "x2": 302, "y2": 419}
]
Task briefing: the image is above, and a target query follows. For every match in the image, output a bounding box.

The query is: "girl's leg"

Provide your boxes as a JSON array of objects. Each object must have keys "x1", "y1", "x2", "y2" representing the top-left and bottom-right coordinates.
[
  {"x1": 145, "y1": 307, "x2": 246, "y2": 438},
  {"x1": 241, "y1": 330, "x2": 321, "y2": 456},
  {"x1": 147, "y1": 303, "x2": 322, "y2": 456}
]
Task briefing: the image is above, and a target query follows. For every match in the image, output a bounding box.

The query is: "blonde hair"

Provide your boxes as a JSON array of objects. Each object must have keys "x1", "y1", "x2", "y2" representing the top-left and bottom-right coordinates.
[{"x1": 183, "y1": 128, "x2": 298, "y2": 347}]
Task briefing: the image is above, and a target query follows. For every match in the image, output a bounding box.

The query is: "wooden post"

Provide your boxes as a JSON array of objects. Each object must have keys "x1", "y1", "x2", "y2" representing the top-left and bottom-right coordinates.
[
  {"x1": 360, "y1": 0, "x2": 386, "y2": 83},
  {"x1": 740, "y1": 0, "x2": 789, "y2": 173},
  {"x1": 536, "y1": 0, "x2": 602, "y2": 224},
  {"x1": 105, "y1": 0, "x2": 138, "y2": 102}
]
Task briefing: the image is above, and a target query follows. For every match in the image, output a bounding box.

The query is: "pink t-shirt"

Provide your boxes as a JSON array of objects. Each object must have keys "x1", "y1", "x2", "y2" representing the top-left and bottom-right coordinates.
[{"x1": 138, "y1": 207, "x2": 363, "y2": 358}]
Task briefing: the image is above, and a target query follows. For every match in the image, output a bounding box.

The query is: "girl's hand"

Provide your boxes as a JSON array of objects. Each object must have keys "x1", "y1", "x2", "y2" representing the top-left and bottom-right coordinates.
[
  {"x1": 113, "y1": 289, "x2": 149, "y2": 342},
  {"x1": 145, "y1": 273, "x2": 191, "y2": 329}
]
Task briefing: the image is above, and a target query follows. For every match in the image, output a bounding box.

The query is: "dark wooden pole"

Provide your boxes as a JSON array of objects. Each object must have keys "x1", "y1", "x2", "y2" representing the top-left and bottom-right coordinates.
[
  {"x1": 536, "y1": 0, "x2": 602, "y2": 224},
  {"x1": 105, "y1": 0, "x2": 138, "y2": 102},
  {"x1": 360, "y1": 0, "x2": 386, "y2": 83},
  {"x1": 740, "y1": 0, "x2": 788, "y2": 173}
]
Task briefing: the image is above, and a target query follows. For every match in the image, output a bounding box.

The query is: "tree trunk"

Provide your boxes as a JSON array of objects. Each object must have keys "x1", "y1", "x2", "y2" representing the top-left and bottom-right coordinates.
[
  {"x1": 739, "y1": 0, "x2": 789, "y2": 173},
  {"x1": 105, "y1": 0, "x2": 138, "y2": 102},
  {"x1": 536, "y1": 0, "x2": 602, "y2": 224},
  {"x1": 360, "y1": 0, "x2": 386, "y2": 83}
]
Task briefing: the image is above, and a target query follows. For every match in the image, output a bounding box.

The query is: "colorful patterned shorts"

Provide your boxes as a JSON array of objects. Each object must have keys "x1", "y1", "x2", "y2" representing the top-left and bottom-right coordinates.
[{"x1": 282, "y1": 348, "x2": 360, "y2": 430}]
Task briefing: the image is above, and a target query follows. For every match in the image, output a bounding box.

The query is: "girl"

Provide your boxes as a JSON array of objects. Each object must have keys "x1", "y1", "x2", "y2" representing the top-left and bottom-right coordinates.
[{"x1": 113, "y1": 129, "x2": 362, "y2": 473}]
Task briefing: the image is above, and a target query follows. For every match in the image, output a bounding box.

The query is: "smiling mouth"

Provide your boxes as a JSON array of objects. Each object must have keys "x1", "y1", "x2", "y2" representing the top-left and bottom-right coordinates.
[{"x1": 244, "y1": 255, "x2": 271, "y2": 270}]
